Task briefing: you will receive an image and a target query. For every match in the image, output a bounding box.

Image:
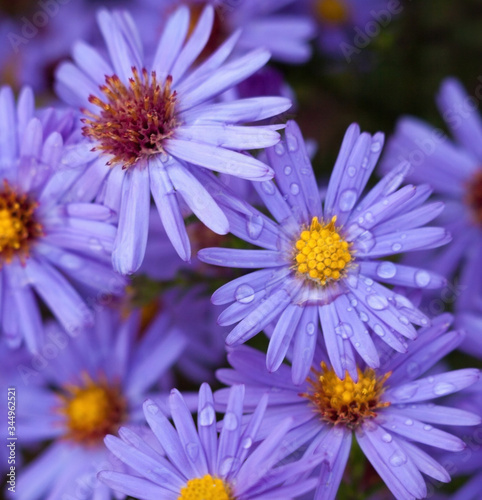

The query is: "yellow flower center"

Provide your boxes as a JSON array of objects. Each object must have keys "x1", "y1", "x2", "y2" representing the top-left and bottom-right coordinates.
[
  {"x1": 302, "y1": 362, "x2": 391, "y2": 428},
  {"x1": 58, "y1": 374, "x2": 126, "y2": 444},
  {"x1": 294, "y1": 216, "x2": 352, "y2": 285},
  {"x1": 179, "y1": 475, "x2": 233, "y2": 500},
  {"x1": 82, "y1": 67, "x2": 179, "y2": 169},
  {"x1": 0, "y1": 180, "x2": 42, "y2": 265},
  {"x1": 316, "y1": 0, "x2": 349, "y2": 24}
]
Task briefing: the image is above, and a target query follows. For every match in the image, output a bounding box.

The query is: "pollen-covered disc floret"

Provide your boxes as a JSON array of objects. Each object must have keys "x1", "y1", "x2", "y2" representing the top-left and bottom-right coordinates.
[
  {"x1": 302, "y1": 362, "x2": 391, "y2": 428},
  {"x1": 0, "y1": 180, "x2": 43, "y2": 265},
  {"x1": 58, "y1": 374, "x2": 126, "y2": 444},
  {"x1": 179, "y1": 475, "x2": 233, "y2": 500},
  {"x1": 465, "y1": 169, "x2": 482, "y2": 225},
  {"x1": 82, "y1": 67, "x2": 178, "y2": 169},
  {"x1": 294, "y1": 216, "x2": 352, "y2": 285},
  {"x1": 315, "y1": 0, "x2": 349, "y2": 23}
]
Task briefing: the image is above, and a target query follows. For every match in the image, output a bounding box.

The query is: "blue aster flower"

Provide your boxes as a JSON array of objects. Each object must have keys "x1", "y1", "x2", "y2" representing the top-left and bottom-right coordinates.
[
  {"x1": 380, "y1": 78, "x2": 482, "y2": 358},
  {"x1": 216, "y1": 314, "x2": 481, "y2": 500},
  {"x1": 198, "y1": 120, "x2": 450, "y2": 383},
  {"x1": 0, "y1": 85, "x2": 124, "y2": 352},
  {"x1": 55, "y1": 5, "x2": 292, "y2": 274},
  {"x1": 99, "y1": 383, "x2": 322, "y2": 499},
  {"x1": 12, "y1": 305, "x2": 188, "y2": 500}
]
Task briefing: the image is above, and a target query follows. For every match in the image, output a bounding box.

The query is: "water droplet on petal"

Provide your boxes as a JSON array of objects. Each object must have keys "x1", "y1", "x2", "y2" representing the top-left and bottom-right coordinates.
[
  {"x1": 274, "y1": 143, "x2": 285, "y2": 156},
  {"x1": 306, "y1": 322, "x2": 316, "y2": 336},
  {"x1": 220, "y1": 456, "x2": 235, "y2": 476},
  {"x1": 415, "y1": 270, "x2": 431, "y2": 288},
  {"x1": 371, "y1": 141, "x2": 382, "y2": 153},
  {"x1": 359, "y1": 312, "x2": 369, "y2": 323},
  {"x1": 382, "y1": 433, "x2": 393, "y2": 443},
  {"x1": 339, "y1": 189, "x2": 358, "y2": 212},
  {"x1": 60, "y1": 254, "x2": 82, "y2": 269},
  {"x1": 287, "y1": 133, "x2": 298, "y2": 152},
  {"x1": 348, "y1": 166, "x2": 356, "y2": 177},
  {"x1": 199, "y1": 404, "x2": 215, "y2": 426},
  {"x1": 290, "y1": 183, "x2": 300, "y2": 195},
  {"x1": 404, "y1": 419, "x2": 413, "y2": 426},
  {"x1": 224, "y1": 412, "x2": 238, "y2": 431},
  {"x1": 89, "y1": 238, "x2": 103, "y2": 252},
  {"x1": 424, "y1": 425, "x2": 433, "y2": 431},
  {"x1": 146, "y1": 402, "x2": 159, "y2": 415},
  {"x1": 389, "y1": 450, "x2": 407, "y2": 467},
  {"x1": 367, "y1": 294, "x2": 389, "y2": 311},
  {"x1": 356, "y1": 230, "x2": 376, "y2": 253},
  {"x1": 235, "y1": 284, "x2": 255, "y2": 304},
  {"x1": 391, "y1": 243, "x2": 402, "y2": 252},
  {"x1": 186, "y1": 443, "x2": 199, "y2": 461},
  {"x1": 246, "y1": 214, "x2": 264, "y2": 240},
  {"x1": 376, "y1": 261, "x2": 396, "y2": 279},
  {"x1": 433, "y1": 382, "x2": 455, "y2": 396},
  {"x1": 398, "y1": 315, "x2": 409, "y2": 325},
  {"x1": 284, "y1": 165, "x2": 292, "y2": 175},
  {"x1": 373, "y1": 324, "x2": 385, "y2": 337},
  {"x1": 335, "y1": 322, "x2": 354, "y2": 339},
  {"x1": 242, "y1": 437, "x2": 253, "y2": 449},
  {"x1": 393, "y1": 384, "x2": 418, "y2": 401}
]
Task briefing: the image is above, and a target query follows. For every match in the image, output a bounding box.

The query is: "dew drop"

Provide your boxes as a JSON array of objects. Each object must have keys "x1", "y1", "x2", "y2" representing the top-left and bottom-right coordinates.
[
  {"x1": 146, "y1": 402, "x2": 159, "y2": 415},
  {"x1": 224, "y1": 412, "x2": 238, "y2": 431},
  {"x1": 241, "y1": 437, "x2": 253, "y2": 449},
  {"x1": 404, "y1": 419, "x2": 413, "y2": 426},
  {"x1": 219, "y1": 457, "x2": 235, "y2": 476},
  {"x1": 389, "y1": 450, "x2": 407, "y2": 467},
  {"x1": 351, "y1": 298, "x2": 358, "y2": 307},
  {"x1": 359, "y1": 312, "x2": 369, "y2": 323},
  {"x1": 376, "y1": 261, "x2": 396, "y2": 279},
  {"x1": 423, "y1": 425, "x2": 433, "y2": 431},
  {"x1": 290, "y1": 183, "x2": 300, "y2": 195},
  {"x1": 398, "y1": 315, "x2": 409, "y2": 325},
  {"x1": 391, "y1": 243, "x2": 402, "y2": 252},
  {"x1": 247, "y1": 214, "x2": 264, "y2": 240},
  {"x1": 382, "y1": 433, "x2": 393, "y2": 443},
  {"x1": 287, "y1": 133, "x2": 298, "y2": 152},
  {"x1": 373, "y1": 324, "x2": 385, "y2": 337},
  {"x1": 306, "y1": 322, "x2": 316, "y2": 336},
  {"x1": 60, "y1": 254, "x2": 82, "y2": 270},
  {"x1": 339, "y1": 189, "x2": 358, "y2": 212},
  {"x1": 364, "y1": 277, "x2": 374, "y2": 286},
  {"x1": 348, "y1": 166, "x2": 356, "y2": 177},
  {"x1": 356, "y1": 230, "x2": 376, "y2": 253},
  {"x1": 199, "y1": 404, "x2": 215, "y2": 426},
  {"x1": 235, "y1": 284, "x2": 255, "y2": 304},
  {"x1": 89, "y1": 238, "x2": 103, "y2": 252},
  {"x1": 367, "y1": 294, "x2": 389, "y2": 311},
  {"x1": 365, "y1": 212, "x2": 374, "y2": 224},
  {"x1": 433, "y1": 382, "x2": 455, "y2": 396},
  {"x1": 371, "y1": 141, "x2": 382, "y2": 153},
  {"x1": 274, "y1": 143, "x2": 285, "y2": 156},
  {"x1": 284, "y1": 165, "x2": 292, "y2": 176},
  {"x1": 186, "y1": 443, "x2": 199, "y2": 461},
  {"x1": 415, "y1": 270, "x2": 431, "y2": 288},
  {"x1": 393, "y1": 384, "x2": 418, "y2": 401},
  {"x1": 335, "y1": 322, "x2": 354, "y2": 339}
]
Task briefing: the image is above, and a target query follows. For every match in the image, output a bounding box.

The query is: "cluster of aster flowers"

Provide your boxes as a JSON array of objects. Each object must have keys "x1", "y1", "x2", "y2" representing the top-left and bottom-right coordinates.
[{"x1": 0, "y1": 1, "x2": 481, "y2": 500}]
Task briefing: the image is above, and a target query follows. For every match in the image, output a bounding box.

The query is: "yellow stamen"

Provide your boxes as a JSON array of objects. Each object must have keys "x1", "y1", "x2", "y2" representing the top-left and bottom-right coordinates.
[
  {"x1": 57, "y1": 373, "x2": 126, "y2": 444},
  {"x1": 293, "y1": 216, "x2": 352, "y2": 285},
  {"x1": 301, "y1": 362, "x2": 391, "y2": 428},
  {"x1": 178, "y1": 475, "x2": 233, "y2": 500}
]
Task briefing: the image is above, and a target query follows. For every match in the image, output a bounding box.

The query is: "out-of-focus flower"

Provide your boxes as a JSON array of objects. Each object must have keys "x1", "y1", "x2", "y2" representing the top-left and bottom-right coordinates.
[
  {"x1": 99, "y1": 383, "x2": 321, "y2": 499},
  {"x1": 55, "y1": 5, "x2": 292, "y2": 274},
  {"x1": 0, "y1": 86, "x2": 124, "y2": 352},
  {"x1": 199, "y1": 120, "x2": 449, "y2": 383},
  {"x1": 380, "y1": 78, "x2": 482, "y2": 357},
  {"x1": 216, "y1": 314, "x2": 481, "y2": 500},
  {"x1": 13, "y1": 305, "x2": 188, "y2": 500}
]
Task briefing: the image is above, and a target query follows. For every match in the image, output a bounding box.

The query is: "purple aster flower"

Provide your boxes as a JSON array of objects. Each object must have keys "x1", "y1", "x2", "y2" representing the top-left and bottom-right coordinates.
[
  {"x1": 380, "y1": 78, "x2": 482, "y2": 355},
  {"x1": 99, "y1": 383, "x2": 322, "y2": 499},
  {"x1": 0, "y1": 86, "x2": 124, "y2": 352},
  {"x1": 55, "y1": 5, "x2": 292, "y2": 274},
  {"x1": 216, "y1": 314, "x2": 481, "y2": 500},
  {"x1": 139, "y1": 0, "x2": 316, "y2": 64},
  {"x1": 12, "y1": 304, "x2": 188, "y2": 500},
  {"x1": 198, "y1": 120, "x2": 450, "y2": 383}
]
